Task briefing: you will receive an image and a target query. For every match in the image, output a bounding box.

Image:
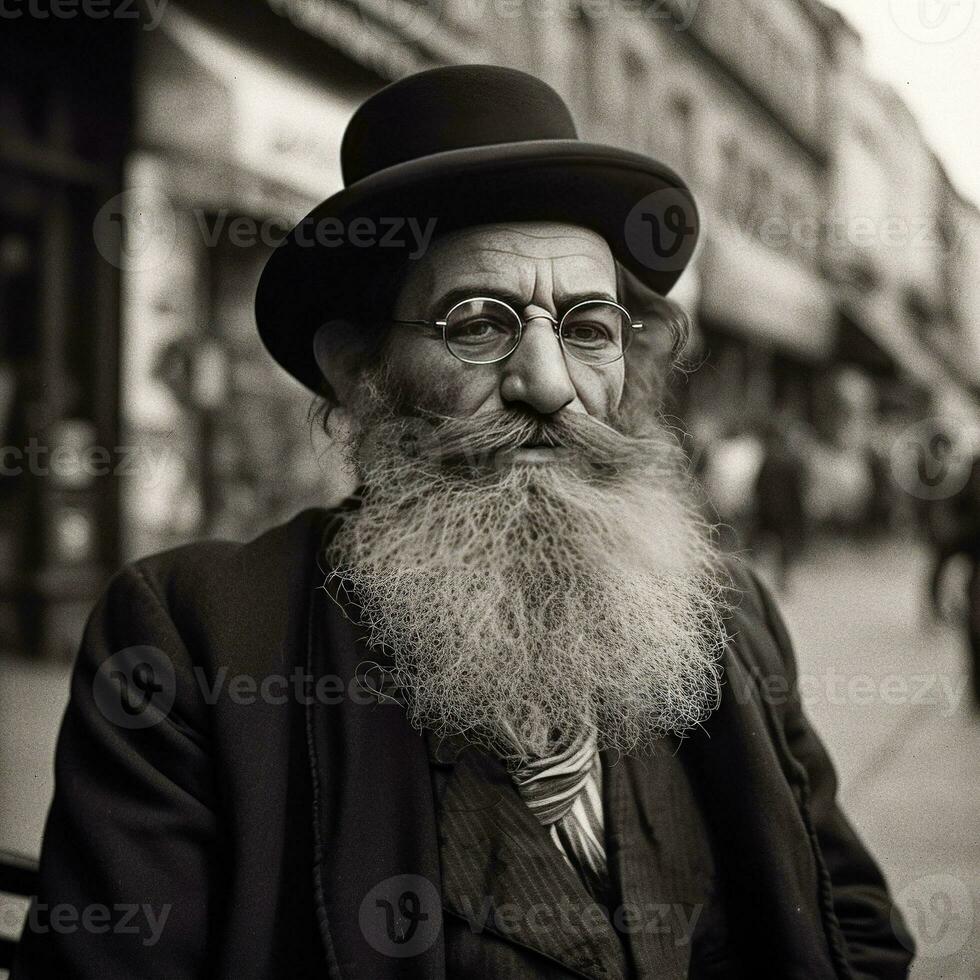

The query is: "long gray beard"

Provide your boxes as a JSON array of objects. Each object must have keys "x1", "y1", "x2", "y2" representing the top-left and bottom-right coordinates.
[{"x1": 326, "y1": 376, "x2": 730, "y2": 760}]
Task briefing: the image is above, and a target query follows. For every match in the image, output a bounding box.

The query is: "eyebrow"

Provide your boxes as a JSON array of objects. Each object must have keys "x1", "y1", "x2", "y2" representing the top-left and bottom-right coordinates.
[{"x1": 426, "y1": 285, "x2": 619, "y2": 319}]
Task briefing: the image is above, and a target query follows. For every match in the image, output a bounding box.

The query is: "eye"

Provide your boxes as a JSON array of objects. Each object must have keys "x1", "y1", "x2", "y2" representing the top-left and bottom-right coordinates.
[
  {"x1": 445, "y1": 300, "x2": 518, "y2": 350},
  {"x1": 458, "y1": 318, "x2": 506, "y2": 338},
  {"x1": 561, "y1": 320, "x2": 615, "y2": 347},
  {"x1": 451, "y1": 316, "x2": 512, "y2": 345}
]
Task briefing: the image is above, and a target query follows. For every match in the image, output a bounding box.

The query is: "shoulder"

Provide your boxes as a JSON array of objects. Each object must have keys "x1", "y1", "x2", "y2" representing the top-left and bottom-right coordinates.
[
  {"x1": 86, "y1": 508, "x2": 341, "y2": 679},
  {"x1": 57, "y1": 507, "x2": 352, "y2": 755},
  {"x1": 126, "y1": 507, "x2": 336, "y2": 613},
  {"x1": 720, "y1": 556, "x2": 799, "y2": 683}
]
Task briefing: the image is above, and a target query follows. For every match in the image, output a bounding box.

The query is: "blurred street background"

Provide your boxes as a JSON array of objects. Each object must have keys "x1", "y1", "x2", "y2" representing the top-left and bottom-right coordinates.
[{"x1": 2, "y1": 0, "x2": 980, "y2": 975}]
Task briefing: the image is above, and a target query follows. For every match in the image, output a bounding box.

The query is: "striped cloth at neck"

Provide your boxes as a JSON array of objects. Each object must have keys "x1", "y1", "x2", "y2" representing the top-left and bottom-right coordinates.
[{"x1": 505, "y1": 730, "x2": 609, "y2": 904}]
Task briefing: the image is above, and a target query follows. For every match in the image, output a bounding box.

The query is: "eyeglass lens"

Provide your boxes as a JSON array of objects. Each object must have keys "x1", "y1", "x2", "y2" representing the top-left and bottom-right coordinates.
[{"x1": 444, "y1": 298, "x2": 632, "y2": 365}]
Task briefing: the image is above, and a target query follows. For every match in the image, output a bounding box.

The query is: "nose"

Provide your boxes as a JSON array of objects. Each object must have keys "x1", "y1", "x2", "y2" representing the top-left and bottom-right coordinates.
[{"x1": 498, "y1": 312, "x2": 576, "y2": 415}]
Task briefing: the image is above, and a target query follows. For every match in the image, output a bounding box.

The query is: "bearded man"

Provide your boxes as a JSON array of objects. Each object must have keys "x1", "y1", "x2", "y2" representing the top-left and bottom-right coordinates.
[{"x1": 14, "y1": 66, "x2": 912, "y2": 980}]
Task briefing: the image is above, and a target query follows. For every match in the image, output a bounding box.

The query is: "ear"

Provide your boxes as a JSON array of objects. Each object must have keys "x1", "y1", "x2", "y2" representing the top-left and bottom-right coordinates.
[
  {"x1": 313, "y1": 320, "x2": 344, "y2": 380},
  {"x1": 615, "y1": 261, "x2": 689, "y2": 359}
]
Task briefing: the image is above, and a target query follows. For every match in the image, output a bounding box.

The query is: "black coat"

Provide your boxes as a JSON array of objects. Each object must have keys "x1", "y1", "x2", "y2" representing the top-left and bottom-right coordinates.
[{"x1": 13, "y1": 506, "x2": 914, "y2": 979}]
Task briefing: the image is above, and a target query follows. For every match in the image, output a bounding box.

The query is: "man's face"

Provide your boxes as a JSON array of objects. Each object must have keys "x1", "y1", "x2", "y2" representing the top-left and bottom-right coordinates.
[
  {"x1": 384, "y1": 222, "x2": 625, "y2": 446},
  {"x1": 327, "y1": 225, "x2": 726, "y2": 758}
]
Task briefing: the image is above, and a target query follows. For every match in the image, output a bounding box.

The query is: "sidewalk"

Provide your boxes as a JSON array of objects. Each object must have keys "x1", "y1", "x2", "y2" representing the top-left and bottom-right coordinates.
[
  {"x1": 766, "y1": 537, "x2": 980, "y2": 980},
  {"x1": 0, "y1": 654, "x2": 71, "y2": 860}
]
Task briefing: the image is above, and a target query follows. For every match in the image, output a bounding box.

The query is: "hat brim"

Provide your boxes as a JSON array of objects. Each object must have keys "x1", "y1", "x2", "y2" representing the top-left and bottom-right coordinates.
[{"x1": 255, "y1": 139, "x2": 699, "y2": 392}]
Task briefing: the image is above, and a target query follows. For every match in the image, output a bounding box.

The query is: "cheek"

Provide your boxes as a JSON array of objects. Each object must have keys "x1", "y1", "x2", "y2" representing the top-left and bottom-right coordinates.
[
  {"x1": 569, "y1": 363, "x2": 625, "y2": 419},
  {"x1": 386, "y1": 340, "x2": 496, "y2": 415}
]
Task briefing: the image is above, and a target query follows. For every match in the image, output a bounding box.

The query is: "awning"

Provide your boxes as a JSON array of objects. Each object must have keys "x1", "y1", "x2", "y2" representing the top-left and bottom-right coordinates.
[
  {"x1": 836, "y1": 294, "x2": 980, "y2": 408},
  {"x1": 698, "y1": 228, "x2": 837, "y2": 362}
]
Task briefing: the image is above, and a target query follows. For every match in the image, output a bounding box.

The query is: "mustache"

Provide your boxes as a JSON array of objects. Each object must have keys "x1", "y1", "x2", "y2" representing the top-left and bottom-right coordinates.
[{"x1": 359, "y1": 407, "x2": 660, "y2": 474}]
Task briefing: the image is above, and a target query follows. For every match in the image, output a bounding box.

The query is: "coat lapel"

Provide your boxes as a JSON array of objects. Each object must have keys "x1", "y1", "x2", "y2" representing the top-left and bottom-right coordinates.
[
  {"x1": 603, "y1": 745, "x2": 713, "y2": 980},
  {"x1": 307, "y1": 505, "x2": 446, "y2": 980},
  {"x1": 680, "y1": 640, "x2": 841, "y2": 979},
  {"x1": 432, "y1": 739, "x2": 628, "y2": 980}
]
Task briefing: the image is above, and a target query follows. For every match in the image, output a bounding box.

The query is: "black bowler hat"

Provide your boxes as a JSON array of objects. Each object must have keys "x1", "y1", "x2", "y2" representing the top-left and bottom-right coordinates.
[{"x1": 255, "y1": 64, "x2": 700, "y2": 392}]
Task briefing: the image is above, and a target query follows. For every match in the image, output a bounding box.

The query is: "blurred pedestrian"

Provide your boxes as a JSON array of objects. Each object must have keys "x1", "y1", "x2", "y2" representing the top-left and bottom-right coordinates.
[
  {"x1": 699, "y1": 425, "x2": 764, "y2": 551},
  {"x1": 929, "y1": 454, "x2": 980, "y2": 709},
  {"x1": 864, "y1": 440, "x2": 895, "y2": 535},
  {"x1": 752, "y1": 417, "x2": 807, "y2": 592}
]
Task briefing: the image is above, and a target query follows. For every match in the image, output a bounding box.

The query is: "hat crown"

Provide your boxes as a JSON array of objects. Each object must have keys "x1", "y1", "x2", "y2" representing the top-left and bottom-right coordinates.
[{"x1": 340, "y1": 65, "x2": 578, "y2": 186}]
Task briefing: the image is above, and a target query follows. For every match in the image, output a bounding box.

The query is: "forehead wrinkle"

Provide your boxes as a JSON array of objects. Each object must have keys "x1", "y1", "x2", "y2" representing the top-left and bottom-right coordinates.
[
  {"x1": 435, "y1": 247, "x2": 609, "y2": 279},
  {"x1": 417, "y1": 230, "x2": 616, "y2": 311},
  {"x1": 440, "y1": 248, "x2": 530, "y2": 281},
  {"x1": 465, "y1": 256, "x2": 518, "y2": 276}
]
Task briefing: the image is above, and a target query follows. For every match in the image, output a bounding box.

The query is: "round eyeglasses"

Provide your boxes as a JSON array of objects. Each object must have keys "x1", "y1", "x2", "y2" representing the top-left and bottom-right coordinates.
[{"x1": 393, "y1": 296, "x2": 644, "y2": 366}]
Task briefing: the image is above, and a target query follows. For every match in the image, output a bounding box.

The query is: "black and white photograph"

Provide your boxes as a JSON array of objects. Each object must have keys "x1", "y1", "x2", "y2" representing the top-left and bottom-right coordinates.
[{"x1": 1, "y1": 0, "x2": 978, "y2": 976}]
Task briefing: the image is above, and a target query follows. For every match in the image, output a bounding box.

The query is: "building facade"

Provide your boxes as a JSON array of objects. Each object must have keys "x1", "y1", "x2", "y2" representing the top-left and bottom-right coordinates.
[
  {"x1": 5, "y1": 0, "x2": 978, "y2": 657},
  {"x1": 937, "y1": 176, "x2": 980, "y2": 402},
  {"x1": 77, "y1": 0, "x2": 980, "y2": 569},
  {"x1": 477, "y1": 0, "x2": 979, "y2": 524},
  {"x1": 1, "y1": 15, "x2": 139, "y2": 657}
]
